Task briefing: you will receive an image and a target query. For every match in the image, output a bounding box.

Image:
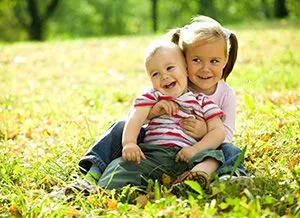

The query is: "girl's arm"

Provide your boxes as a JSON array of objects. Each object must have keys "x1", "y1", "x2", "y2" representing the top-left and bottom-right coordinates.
[
  {"x1": 220, "y1": 89, "x2": 236, "y2": 143},
  {"x1": 122, "y1": 106, "x2": 151, "y2": 163},
  {"x1": 176, "y1": 116, "x2": 225, "y2": 162},
  {"x1": 192, "y1": 116, "x2": 225, "y2": 151}
]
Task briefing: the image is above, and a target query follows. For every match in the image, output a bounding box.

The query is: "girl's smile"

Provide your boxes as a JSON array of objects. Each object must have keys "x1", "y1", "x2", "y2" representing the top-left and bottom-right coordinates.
[{"x1": 185, "y1": 38, "x2": 228, "y2": 95}]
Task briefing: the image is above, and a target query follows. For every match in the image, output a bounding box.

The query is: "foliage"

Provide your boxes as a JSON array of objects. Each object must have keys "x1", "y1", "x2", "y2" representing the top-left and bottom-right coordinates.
[
  {"x1": 1, "y1": 0, "x2": 300, "y2": 41},
  {"x1": 0, "y1": 20, "x2": 299, "y2": 217}
]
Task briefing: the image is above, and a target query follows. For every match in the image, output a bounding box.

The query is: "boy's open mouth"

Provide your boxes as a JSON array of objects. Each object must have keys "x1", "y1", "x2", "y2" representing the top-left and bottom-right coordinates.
[{"x1": 164, "y1": 81, "x2": 176, "y2": 89}]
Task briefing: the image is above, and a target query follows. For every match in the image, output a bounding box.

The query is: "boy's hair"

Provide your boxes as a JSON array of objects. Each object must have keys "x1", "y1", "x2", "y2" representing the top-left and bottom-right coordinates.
[
  {"x1": 167, "y1": 15, "x2": 238, "y2": 81},
  {"x1": 144, "y1": 40, "x2": 184, "y2": 66}
]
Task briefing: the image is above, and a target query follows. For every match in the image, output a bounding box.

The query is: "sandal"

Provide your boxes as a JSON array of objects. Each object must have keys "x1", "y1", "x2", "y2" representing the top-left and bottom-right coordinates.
[{"x1": 64, "y1": 178, "x2": 97, "y2": 196}]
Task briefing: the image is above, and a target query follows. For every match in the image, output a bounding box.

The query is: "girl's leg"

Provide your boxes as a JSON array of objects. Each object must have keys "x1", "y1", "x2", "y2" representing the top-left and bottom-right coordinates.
[
  {"x1": 78, "y1": 120, "x2": 145, "y2": 182},
  {"x1": 173, "y1": 150, "x2": 224, "y2": 190},
  {"x1": 190, "y1": 158, "x2": 219, "y2": 175},
  {"x1": 217, "y1": 143, "x2": 248, "y2": 176}
]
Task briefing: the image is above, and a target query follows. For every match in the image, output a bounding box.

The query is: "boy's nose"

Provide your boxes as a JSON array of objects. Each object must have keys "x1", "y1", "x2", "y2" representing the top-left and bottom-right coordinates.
[{"x1": 161, "y1": 72, "x2": 170, "y2": 79}]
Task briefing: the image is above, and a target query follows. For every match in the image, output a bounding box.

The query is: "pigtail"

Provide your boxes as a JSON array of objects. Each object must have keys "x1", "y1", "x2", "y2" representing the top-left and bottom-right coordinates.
[
  {"x1": 222, "y1": 32, "x2": 238, "y2": 81},
  {"x1": 166, "y1": 28, "x2": 181, "y2": 45}
]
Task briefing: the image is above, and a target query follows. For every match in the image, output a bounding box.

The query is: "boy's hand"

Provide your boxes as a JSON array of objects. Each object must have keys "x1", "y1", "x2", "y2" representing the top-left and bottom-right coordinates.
[
  {"x1": 179, "y1": 116, "x2": 207, "y2": 140},
  {"x1": 148, "y1": 100, "x2": 179, "y2": 119},
  {"x1": 176, "y1": 147, "x2": 198, "y2": 163},
  {"x1": 122, "y1": 143, "x2": 146, "y2": 164}
]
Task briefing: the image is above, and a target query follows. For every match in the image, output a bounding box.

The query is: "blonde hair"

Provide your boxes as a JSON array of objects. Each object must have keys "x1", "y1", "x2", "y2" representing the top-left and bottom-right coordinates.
[
  {"x1": 167, "y1": 15, "x2": 238, "y2": 81},
  {"x1": 144, "y1": 40, "x2": 184, "y2": 66}
]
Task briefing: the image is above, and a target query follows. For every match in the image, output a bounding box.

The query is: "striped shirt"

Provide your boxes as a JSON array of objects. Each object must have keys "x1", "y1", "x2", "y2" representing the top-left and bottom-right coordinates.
[{"x1": 134, "y1": 89, "x2": 223, "y2": 148}]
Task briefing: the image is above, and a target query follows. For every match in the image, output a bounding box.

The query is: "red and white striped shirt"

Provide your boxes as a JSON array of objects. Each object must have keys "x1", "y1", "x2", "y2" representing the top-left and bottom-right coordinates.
[{"x1": 134, "y1": 89, "x2": 223, "y2": 148}]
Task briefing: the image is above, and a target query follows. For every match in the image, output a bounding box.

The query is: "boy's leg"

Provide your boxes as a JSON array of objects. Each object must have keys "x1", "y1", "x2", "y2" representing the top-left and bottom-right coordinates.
[
  {"x1": 98, "y1": 157, "x2": 151, "y2": 190},
  {"x1": 78, "y1": 120, "x2": 145, "y2": 184},
  {"x1": 217, "y1": 143, "x2": 248, "y2": 177},
  {"x1": 98, "y1": 145, "x2": 174, "y2": 190}
]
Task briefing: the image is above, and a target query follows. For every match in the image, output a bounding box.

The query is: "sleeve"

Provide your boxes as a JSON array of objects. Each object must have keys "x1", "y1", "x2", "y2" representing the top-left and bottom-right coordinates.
[
  {"x1": 201, "y1": 96, "x2": 224, "y2": 121},
  {"x1": 134, "y1": 89, "x2": 158, "y2": 108},
  {"x1": 221, "y1": 88, "x2": 236, "y2": 143}
]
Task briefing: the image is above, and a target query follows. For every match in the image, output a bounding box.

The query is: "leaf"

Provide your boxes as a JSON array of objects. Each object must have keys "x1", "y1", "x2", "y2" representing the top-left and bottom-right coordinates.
[
  {"x1": 243, "y1": 94, "x2": 255, "y2": 111},
  {"x1": 154, "y1": 180, "x2": 161, "y2": 200},
  {"x1": 107, "y1": 198, "x2": 118, "y2": 210},
  {"x1": 161, "y1": 173, "x2": 172, "y2": 186},
  {"x1": 8, "y1": 203, "x2": 21, "y2": 217},
  {"x1": 184, "y1": 180, "x2": 203, "y2": 195},
  {"x1": 135, "y1": 194, "x2": 148, "y2": 207}
]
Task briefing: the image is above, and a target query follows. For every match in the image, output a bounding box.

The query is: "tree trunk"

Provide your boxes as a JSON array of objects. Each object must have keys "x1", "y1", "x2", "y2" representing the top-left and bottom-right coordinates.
[
  {"x1": 274, "y1": 0, "x2": 288, "y2": 18},
  {"x1": 26, "y1": 0, "x2": 60, "y2": 40},
  {"x1": 199, "y1": 0, "x2": 215, "y2": 17},
  {"x1": 151, "y1": 0, "x2": 158, "y2": 32},
  {"x1": 261, "y1": 0, "x2": 271, "y2": 18}
]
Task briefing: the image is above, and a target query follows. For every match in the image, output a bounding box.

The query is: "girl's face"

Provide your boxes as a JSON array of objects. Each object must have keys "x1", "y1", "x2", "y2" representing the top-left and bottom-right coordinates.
[{"x1": 185, "y1": 38, "x2": 228, "y2": 95}]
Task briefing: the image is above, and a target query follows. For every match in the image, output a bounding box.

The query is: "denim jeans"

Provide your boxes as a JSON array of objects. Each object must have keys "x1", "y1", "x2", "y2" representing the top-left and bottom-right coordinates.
[{"x1": 78, "y1": 120, "x2": 247, "y2": 177}]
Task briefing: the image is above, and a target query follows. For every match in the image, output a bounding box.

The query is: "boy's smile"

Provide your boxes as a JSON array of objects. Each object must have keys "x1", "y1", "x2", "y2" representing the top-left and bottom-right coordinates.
[
  {"x1": 146, "y1": 46, "x2": 188, "y2": 97},
  {"x1": 164, "y1": 81, "x2": 176, "y2": 89}
]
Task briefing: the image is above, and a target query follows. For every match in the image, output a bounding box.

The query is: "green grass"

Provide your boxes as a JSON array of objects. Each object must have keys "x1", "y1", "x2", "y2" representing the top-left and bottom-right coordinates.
[{"x1": 0, "y1": 21, "x2": 299, "y2": 217}]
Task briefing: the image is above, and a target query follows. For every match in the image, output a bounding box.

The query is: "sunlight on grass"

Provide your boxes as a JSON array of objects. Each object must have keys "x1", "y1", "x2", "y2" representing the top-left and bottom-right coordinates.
[{"x1": 0, "y1": 21, "x2": 299, "y2": 217}]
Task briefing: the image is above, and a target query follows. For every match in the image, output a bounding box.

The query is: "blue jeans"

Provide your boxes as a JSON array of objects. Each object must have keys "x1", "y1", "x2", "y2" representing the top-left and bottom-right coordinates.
[{"x1": 78, "y1": 121, "x2": 247, "y2": 177}]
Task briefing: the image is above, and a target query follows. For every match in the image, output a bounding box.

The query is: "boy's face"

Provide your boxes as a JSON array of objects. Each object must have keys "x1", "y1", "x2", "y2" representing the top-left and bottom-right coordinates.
[
  {"x1": 185, "y1": 38, "x2": 228, "y2": 95},
  {"x1": 146, "y1": 47, "x2": 188, "y2": 97}
]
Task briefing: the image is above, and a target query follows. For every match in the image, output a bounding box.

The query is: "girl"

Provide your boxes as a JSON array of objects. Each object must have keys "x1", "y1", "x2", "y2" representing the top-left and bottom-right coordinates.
[{"x1": 77, "y1": 15, "x2": 247, "y2": 191}]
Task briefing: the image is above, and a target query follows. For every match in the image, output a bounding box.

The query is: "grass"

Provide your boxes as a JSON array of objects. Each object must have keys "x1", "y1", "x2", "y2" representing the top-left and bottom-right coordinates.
[{"x1": 0, "y1": 21, "x2": 299, "y2": 217}]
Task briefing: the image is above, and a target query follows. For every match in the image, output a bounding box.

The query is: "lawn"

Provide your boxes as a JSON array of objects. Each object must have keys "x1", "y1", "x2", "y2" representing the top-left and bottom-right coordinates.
[{"x1": 0, "y1": 20, "x2": 299, "y2": 217}]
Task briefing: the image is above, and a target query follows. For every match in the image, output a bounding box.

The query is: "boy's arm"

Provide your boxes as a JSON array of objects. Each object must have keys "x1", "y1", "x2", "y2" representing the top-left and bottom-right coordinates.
[
  {"x1": 147, "y1": 100, "x2": 179, "y2": 119},
  {"x1": 122, "y1": 106, "x2": 151, "y2": 163}
]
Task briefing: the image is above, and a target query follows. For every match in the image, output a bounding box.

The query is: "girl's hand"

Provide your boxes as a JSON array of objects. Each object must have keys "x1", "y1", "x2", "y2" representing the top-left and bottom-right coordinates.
[
  {"x1": 122, "y1": 143, "x2": 146, "y2": 164},
  {"x1": 179, "y1": 116, "x2": 207, "y2": 140},
  {"x1": 176, "y1": 147, "x2": 198, "y2": 163},
  {"x1": 147, "y1": 100, "x2": 179, "y2": 119}
]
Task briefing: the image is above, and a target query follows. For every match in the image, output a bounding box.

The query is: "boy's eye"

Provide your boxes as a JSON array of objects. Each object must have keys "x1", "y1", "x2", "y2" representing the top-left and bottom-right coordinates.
[
  {"x1": 152, "y1": 72, "x2": 159, "y2": 77},
  {"x1": 167, "y1": 66, "x2": 175, "y2": 71}
]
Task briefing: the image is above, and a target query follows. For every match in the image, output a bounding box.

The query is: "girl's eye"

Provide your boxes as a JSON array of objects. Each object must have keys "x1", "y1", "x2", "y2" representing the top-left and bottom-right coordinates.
[
  {"x1": 192, "y1": 58, "x2": 200, "y2": 63},
  {"x1": 167, "y1": 66, "x2": 175, "y2": 71},
  {"x1": 211, "y1": 59, "x2": 220, "y2": 64}
]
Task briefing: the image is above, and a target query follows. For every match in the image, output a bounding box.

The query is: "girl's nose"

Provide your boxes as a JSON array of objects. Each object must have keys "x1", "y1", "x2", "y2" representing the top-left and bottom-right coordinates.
[{"x1": 201, "y1": 62, "x2": 209, "y2": 71}]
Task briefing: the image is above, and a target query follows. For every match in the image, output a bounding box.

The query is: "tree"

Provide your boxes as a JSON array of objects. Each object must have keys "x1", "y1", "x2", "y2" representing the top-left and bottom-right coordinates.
[
  {"x1": 198, "y1": 0, "x2": 215, "y2": 17},
  {"x1": 261, "y1": 0, "x2": 271, "y2": 18},
  {"x1": 14, "y1": 0, "x2": 60, "y2": 40},
  {"x1": 274, "y1": 0, "x2": 288, "y2": 18},
  {"x1": 151, "y1": 0, "x2": 158, "y2": 32}
]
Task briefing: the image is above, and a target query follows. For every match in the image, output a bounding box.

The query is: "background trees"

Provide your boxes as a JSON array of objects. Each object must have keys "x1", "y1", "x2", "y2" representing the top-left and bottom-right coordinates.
[{"x1": 0, "y1": 0, "x2": 298, "y2": 42}]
